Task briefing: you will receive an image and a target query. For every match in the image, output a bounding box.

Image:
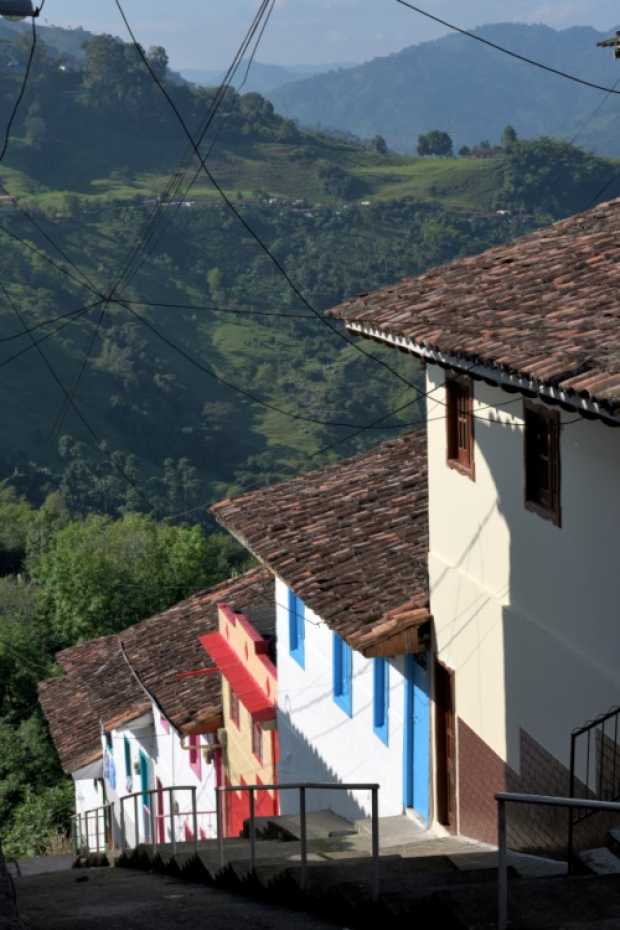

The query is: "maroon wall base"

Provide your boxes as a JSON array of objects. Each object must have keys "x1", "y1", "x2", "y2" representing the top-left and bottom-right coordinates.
[{"x1": 458, "y1": 719, "x2": 583, "y2": 854}]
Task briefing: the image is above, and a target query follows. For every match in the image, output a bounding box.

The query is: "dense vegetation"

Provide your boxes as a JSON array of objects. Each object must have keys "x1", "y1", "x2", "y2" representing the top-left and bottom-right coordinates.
[
  {"x1": 0, "y1": 24, "x2": 618, "y2": 858},
  {"x1": 0, "y1": 487, "x2": 249, "y2": 858},
  {"x1": 269, "y1": 23, "x2": 620, "y2": 156}
]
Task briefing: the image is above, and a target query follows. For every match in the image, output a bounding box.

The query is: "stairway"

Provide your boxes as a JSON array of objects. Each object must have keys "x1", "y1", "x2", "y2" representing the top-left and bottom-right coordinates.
[{"x1": 577, "y1": 826, "x2": 620, "y2": 875}]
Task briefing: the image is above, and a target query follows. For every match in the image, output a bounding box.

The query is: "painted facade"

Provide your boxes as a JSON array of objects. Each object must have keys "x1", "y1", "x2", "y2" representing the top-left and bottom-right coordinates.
[
  {"x1": 426, "y1": 364, "x2": 620, "y2": 842},
  {"x1": 276, "y1": 577, "x2": 424, "y2": 822},
  {"x1": 201, "y1": 605, "x2": 278, "y2": 837}
]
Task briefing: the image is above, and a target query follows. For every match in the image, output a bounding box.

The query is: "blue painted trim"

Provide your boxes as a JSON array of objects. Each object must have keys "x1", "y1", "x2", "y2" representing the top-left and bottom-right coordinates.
[
  {"x1": 373, "y1": 658, "x2": 389, "y2": 745},
  {"x1": 124, "y1": 735, "x2": 132, "y2": 779},
  {"x1": 403, "y1": 655, "x2": 430, "y2": 823},
  {"x1": 139, "y1": 750, "x2": 150, "y2": 810},
  {"x1": 333, "y1": 634, "x2": 353, "y2": 717},
  {"x1": 288, "y1": 588, "x2": 305, "y2": 669}
]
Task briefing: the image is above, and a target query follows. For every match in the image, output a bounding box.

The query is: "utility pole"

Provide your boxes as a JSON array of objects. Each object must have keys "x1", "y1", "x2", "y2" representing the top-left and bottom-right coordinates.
[{"x1": 597, "y1": 32, "x2": 620, "y2": 58}]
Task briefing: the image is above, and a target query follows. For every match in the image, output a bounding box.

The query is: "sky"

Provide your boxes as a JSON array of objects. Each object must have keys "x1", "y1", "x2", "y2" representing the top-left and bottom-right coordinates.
[{"x1": 39, "y1": 0, "x2": 619, "y2": 70}]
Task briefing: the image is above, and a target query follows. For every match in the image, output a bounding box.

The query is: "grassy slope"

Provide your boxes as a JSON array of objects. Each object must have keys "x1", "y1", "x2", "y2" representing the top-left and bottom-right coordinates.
[{"x1": 0, "y1": 147, "x2": 510, "y2": 214}]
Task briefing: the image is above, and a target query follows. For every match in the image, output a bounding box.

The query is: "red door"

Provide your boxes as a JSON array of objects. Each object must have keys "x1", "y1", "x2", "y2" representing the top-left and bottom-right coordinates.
[{"x1": 225, "y1": 776, "x2": 250, "y2": 838}]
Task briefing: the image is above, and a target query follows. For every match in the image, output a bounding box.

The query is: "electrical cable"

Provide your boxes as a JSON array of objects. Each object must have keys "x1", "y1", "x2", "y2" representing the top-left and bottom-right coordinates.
[
  {"x1": 569, "y1": 77, "x2": 620, "y2": 146},
  {"x1": 115, "y1": 0, "x2": 426, "y2": 398},
  {"x1": 395, "y1": 0, "x2": 620, "y2": 96},
  {"x1": 0, "y1": 298, "x2": 103, "y2": 343},
  {"x1": 0, "y1": 300, "x2": 103, "y2": 368},
  {"x1": 121, "y1": 0, "x2": 278, "y2": 290},
  {"x1": 118, "y1": 301, "x2": 419, "y2": 429},
  {"x1": 110, "y1": 0, "x2": 274, "y2": 301},
  {"x1": 56, "y1": 1, "x2": 276, "y2": 447},
  {"x1": 122, "y1": 298, "x2": 313, "y2": 319},
  {"x1": 0, "y1": 283, "x2": 152, "y2": 510},
  {"x1": 0, "y1": 16, "x2": 36, "y2": 164}
]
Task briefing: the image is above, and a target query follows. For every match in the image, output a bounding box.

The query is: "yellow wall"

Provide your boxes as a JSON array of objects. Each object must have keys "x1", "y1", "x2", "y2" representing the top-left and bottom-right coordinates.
[{"x1": 218, "y1": 606, "x2": 277, "y2": 803}]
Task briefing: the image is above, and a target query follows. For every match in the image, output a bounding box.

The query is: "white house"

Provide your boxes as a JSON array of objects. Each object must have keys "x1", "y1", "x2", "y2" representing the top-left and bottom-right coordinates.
[
  {"x1": 39, "y1": 568, "x2": 274, "y2": 851},
  {"x1": 213, "y1": 197, "x2": 620, "y2": 852},
  {"x1": 212, "y1": 432, "x2": 432, "y2": 825}
]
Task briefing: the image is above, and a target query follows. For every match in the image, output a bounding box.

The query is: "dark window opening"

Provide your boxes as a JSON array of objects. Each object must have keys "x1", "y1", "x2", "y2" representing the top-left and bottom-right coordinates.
[
  {"x1": 524, "y1": 401, "x2": 561, "y2": 526},
  {"x1": 446, "y1": 378, "x2": 474, "y2": 477}
]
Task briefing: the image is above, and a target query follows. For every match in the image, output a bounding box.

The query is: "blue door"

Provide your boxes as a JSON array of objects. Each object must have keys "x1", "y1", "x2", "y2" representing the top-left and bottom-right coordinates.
[
  {"x1": 403, "y1": 654, "x2": 430, "y2": 823},
  {"x1": 139, "y1": 750, "x2": 151, "y2": 841}
]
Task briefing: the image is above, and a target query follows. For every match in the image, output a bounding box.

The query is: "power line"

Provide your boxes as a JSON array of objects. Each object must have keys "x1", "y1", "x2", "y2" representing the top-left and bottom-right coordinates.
[
  {"x1": 0, "y1": 16, "x2": 37, "y2": 164},
  {"x1": 122, "y1": 0, "x2": 278, "y2": 289},
  {"x1": 117, "y1": 301, "x2": 420, "y2": 430},
  {"x1": 123, "y1": 298, "x2": 313, "y2": 319},
  {"x1": 0, "y1": 298, "x2": 103, "y2": 343},
  {"x1": 395, "y1": 0, "x2": 620, "y2": 96},
  {"x1": 115, "y1": 0, "x2": 425, "y2": 399},
  {"x1": 110, "y1": 0, "x2": 274, "y2": 301},
  {"x1": 0, "y1": 300, "x2": 103, "y2": 368},
  {"x1": 569, "y1": 77, "x2": 620, "y2": 146},
  {"x1": 56, "y1": 1, "x2": 277, "y2": 450}
]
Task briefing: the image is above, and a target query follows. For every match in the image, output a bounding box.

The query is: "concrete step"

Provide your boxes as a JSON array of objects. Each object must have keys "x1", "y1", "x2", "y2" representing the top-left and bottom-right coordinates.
[
  {"x1": 579, "y1": 847, "x2": 620, "y2": 875},
  {"x1": 448, "y1": 873, "x2": 620, "y2": 929},
  {"x1": 246, "y1": 809, "x2": 358, "y2": 843}
]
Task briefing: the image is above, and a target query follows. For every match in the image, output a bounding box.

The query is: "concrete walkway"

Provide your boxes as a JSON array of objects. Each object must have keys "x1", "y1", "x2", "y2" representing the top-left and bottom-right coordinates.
[{"x1": 16, "y1": 867, "x2": 341, "y2": 930}]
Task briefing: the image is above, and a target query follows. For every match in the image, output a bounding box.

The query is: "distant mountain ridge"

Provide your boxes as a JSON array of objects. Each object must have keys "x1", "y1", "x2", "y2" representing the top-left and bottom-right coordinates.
[
  {"x1": 268, "y1": 23, "x2": 620, "y2": 155},
  {"x1": 181, "y1": 60, "x2": 357, "y2": 96}
]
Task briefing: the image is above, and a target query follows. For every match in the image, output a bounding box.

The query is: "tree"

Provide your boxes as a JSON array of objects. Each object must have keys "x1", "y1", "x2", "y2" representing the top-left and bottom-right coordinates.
[
  {"x1": 31, "y1": 512, "x2": 222, "y2": 644},
  {"x1": 372, "y1": 134, "x2": 388, "y2": 155},
  {"x1": 147, "y1": 45, "x2": 168, "y2": 81},
  {"x1": 502, "y1": 124, "x2": 518, "y2": 149},
  {"x1": 459, "y1": 145, "x2": 472, "y2": 158},
  {"x1": 417, "y1": 130, "x2": 453, "y2": 157}
]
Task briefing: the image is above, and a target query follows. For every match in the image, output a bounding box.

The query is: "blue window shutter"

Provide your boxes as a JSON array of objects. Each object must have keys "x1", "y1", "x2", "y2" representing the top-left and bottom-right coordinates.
[
  {"x1": 288, "y1": 588, "x2": 297, "y2": 652},
  {"x1": 289, "y1": 590, "x2": 305, "y2": 668},
  {"x1": 124, "y1": 735, "x2": 132, "y2": 778},
  {"x1": 373, "y1": 659, "x2": 389, "y2": 745},
  {"x1": 333, "y1": 635, "x2": 352, "y2": 717}
]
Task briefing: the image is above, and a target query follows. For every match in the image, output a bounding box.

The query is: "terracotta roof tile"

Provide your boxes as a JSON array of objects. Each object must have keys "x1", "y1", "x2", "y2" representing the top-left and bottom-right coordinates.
[
  {"x1": 211, "y1": 432, "x2": 429, "y2": 648},
  {"x1": 38, "y1": 568, "x2": 274, "y2": 774},
  {"x1": 329, "y1": 198, "x2": 620, "y2": 412}
]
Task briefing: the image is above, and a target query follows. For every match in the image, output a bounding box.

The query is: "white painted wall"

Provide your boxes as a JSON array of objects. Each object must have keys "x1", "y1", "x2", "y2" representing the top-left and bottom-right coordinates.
[
  {"x1": 93, "y1": 701, "x2": 217, "y2": 848},
  {"x1": 276, "y1": 577, "x2": 407, "y2": 821},
  {"x1": 73, "y1": 760, "x2": 105, "y2": 851},
  {"x1": 427, "y1": 363, "x2": 620, "y2": 789}
]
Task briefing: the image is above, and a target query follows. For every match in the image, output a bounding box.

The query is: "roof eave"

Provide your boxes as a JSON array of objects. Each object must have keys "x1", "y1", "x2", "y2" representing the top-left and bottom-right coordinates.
[{"x1": 346, "y1": 320, "x2": 620, "y2": 427}]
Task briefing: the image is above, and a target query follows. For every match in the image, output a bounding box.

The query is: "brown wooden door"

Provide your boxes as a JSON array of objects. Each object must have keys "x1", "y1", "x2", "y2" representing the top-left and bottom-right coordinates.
[{"x1": 435, "y1": 660, "x2": 456, "y2": 831}]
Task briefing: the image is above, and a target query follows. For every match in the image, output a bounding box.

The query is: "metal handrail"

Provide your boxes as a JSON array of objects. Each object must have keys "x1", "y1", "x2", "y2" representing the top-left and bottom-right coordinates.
[
  {"x1": 568, "y1": 705, "x2": 620, "y2": 863},
  {"x1": 496, "y1": 792, "x2": 620, "y2": 930},
  {"x1": 216, "y1": 781, "x2": 380, "y2": 901}
]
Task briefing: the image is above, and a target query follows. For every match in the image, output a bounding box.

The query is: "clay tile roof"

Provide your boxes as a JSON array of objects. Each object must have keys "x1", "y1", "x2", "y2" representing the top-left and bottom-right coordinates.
[
  {"x1": 210, "y1": 431, "x2": 429, "y2": 648},
  {"x1": 38, "y1": 636, "x2": 147, "y2": 774},
  {"x1": 38, "y1": 568, "x2": 274, "y2": 774},
  {"x1": 119, "y1": 568, "x2": 274, "y2": 735},
  {"x1": 330, "y1": 198, "x2": 620, "y2": 413}
]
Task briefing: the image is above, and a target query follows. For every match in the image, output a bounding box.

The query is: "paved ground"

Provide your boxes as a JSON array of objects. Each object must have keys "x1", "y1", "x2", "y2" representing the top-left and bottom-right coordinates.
[{"x1": 16, "y1": 868, "x2": 341, "y2": 930}]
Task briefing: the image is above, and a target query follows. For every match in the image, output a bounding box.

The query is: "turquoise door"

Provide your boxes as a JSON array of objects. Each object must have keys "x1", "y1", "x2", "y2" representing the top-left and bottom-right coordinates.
[
  {"x1": 139, "y1": 750, "x2": 151, "y2": 841},
  {"x1": 403, "y1": 654, "x2": 430, "y2": 823}
]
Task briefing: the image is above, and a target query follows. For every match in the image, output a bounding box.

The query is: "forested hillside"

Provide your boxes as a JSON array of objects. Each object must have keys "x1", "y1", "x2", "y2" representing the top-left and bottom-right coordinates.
[{"x1": 269, "y1": 23, "x2": 620, "y2": 155}]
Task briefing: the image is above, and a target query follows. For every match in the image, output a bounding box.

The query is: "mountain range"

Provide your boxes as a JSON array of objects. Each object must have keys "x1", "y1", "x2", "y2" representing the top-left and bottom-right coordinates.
[
  {"x1": 268, "y1": 23, "x2": 620, "y2": 155},
  {"x1": 181, "y1": 61, "x2": 357, "y2": 96}
]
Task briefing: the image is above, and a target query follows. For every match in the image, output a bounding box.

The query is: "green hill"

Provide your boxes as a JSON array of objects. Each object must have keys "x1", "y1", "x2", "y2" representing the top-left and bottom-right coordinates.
[
  {"x1": 0, "y1": 29, "x2": 618, "y2": 519},
  {"x1": 269, "y1": 23, "x2": 620, "y2": 156}
]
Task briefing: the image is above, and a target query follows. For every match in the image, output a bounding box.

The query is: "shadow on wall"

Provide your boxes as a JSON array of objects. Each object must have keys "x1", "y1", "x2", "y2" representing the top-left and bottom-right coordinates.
[
  {"x1": 453, "y1": 407, "x2": 620, "y2": 856},
  {"x1": 277, "y1": 709, "x2": 367, "y2": 822}
]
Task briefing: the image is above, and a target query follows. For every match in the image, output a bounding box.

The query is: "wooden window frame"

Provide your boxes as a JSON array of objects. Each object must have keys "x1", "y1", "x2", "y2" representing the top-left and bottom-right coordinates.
[
  {"x1": 446, "y1": 377, "x2": 475, "y2": 480},
  {"x1": 524, "y1": 400, "x2": 561, "y2": 527},
  {"x1": 251, "y1": 720, "x2": 263, "y2": 765},
  {"x1": 229, "y1": 689, "x2": 240, "y2": 728}
]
